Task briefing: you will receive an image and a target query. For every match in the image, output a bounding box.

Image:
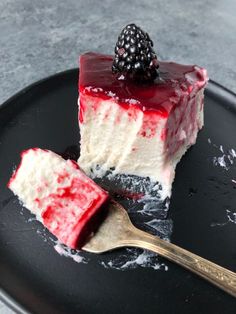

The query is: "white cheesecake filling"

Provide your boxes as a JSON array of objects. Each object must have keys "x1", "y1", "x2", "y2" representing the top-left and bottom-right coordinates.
[
  {"x1": 8, "y1": 149, "x2": 104, "y2": 219},
  {"x1": 78, "y1": 87, "x2": 204, "y2": 201}
]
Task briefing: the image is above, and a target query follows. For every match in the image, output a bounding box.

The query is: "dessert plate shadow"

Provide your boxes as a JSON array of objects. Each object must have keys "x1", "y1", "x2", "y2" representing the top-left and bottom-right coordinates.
[{"x1": 0, "y1": 69, "x2": 236, "y2": 314}]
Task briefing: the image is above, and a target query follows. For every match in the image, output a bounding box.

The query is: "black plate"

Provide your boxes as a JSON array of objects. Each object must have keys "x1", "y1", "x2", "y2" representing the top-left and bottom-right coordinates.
[{"x1": 0, "y1": 70, "x2": 236, "y2": 314}]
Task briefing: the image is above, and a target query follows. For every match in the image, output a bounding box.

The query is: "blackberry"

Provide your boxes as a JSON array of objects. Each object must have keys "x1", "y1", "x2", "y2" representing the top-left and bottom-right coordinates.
[{"x1": 112, "y1": 23, "x2": 159, "y2": 81}]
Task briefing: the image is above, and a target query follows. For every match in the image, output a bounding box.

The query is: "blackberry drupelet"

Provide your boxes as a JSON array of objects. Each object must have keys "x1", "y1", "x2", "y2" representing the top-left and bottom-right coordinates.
[{"x1": 112, "y1": 23, "x2": 159, "y2": 81}]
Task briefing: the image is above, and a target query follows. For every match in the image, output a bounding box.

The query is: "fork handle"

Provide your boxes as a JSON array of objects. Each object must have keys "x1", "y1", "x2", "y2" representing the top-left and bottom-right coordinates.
[{"x1": 124, "y1": 226, "x2": 236, "y2": 298}]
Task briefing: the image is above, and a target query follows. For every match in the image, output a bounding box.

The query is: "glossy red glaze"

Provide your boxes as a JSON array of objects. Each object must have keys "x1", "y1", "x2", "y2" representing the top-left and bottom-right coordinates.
[{"x1": 79, "y1": 52, "x2": 206, "y2": 116}]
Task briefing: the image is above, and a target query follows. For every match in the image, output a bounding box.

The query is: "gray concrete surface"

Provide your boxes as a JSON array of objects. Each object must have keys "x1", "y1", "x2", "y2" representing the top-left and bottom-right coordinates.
[
  {"x1": 1, "y1": 0, "x2": 236, "y2": 312},
  {"x1": 1, "y1": 0, "x2": 236, "y2": 107}
]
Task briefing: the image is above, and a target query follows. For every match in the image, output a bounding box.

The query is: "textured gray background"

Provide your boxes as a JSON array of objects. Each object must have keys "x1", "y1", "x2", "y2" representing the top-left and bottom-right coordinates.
[
  {"x1": 1, "y1": 0, "x2": 236, "y2": 312},
  {"x1": 1, "y1": 0, "x2": 236, "y2": 107}
]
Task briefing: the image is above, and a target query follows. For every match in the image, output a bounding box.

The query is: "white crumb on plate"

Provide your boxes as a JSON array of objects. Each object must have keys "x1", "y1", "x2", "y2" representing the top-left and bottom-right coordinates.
[
  {"x1": 230, "y1": 148, "x2": 236, "y2": 158},
  {"x1": 213, "y1": 155, "x2": 229, "y2": 170},
  {"x1": 219, "y1": 145, "x2": 224, "y2": 153},
  {"x1": 54, "y1": 242, "x2": 87, "y2": 264},
  {"x1": 208, "y1": 139, "x2": 236, "y2": 171},
  {"x1": 226, "y1": 209, "x2": 236, "y2": 224},
  {"x1": 210, "y1": 209, "x2": 236, "y2": 227}
]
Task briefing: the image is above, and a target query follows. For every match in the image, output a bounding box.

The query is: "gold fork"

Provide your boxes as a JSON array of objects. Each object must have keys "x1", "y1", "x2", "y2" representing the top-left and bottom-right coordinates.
[{"x1": 83, "y1": 200, "x2": 236, "y2": 298}]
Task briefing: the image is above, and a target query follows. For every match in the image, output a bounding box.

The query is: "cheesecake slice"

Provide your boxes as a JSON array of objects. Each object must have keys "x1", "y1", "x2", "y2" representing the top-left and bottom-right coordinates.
[
  {"x1": 8, "y1": 148, "x2": 109, "y2": 248},
  {"x1": 78, "y1": 52, "x2": 208, "y2": 217}
]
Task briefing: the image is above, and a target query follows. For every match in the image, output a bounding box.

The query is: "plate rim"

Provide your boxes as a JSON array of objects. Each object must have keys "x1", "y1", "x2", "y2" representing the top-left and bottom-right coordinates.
[{"x1": 1, "y1": 68, "x2": 236, "y2": 314}]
